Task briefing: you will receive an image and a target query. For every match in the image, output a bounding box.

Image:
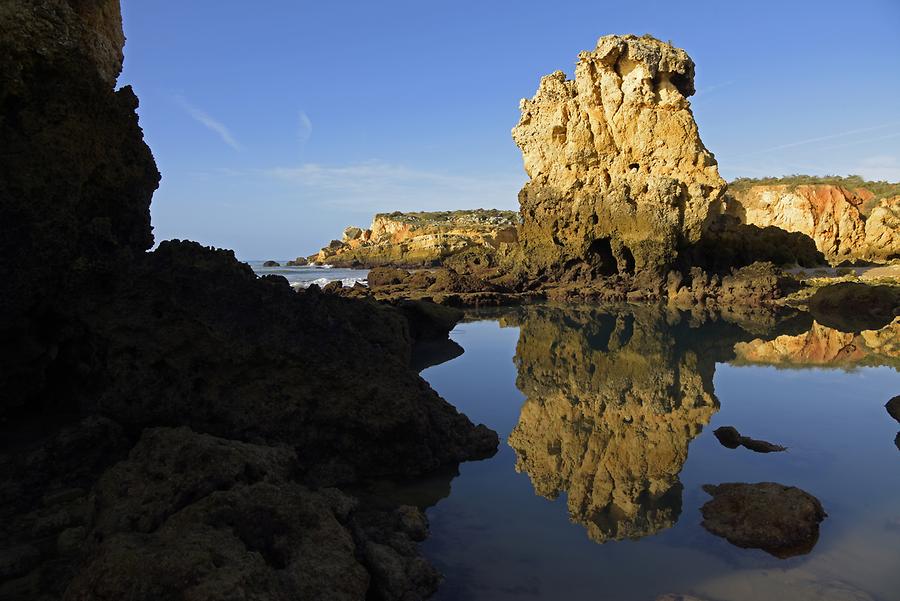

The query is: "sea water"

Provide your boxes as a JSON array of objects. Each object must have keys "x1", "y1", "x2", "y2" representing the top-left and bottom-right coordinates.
[
  {"x1": 248, "y1": 260, "x2": 369, "y2": 289},
  {"x1": 412, "y1": 306, "x2": 900, "y2": 601}
]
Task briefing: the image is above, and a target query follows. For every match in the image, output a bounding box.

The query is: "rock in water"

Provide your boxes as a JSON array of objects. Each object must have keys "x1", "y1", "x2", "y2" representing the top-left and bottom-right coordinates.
[
  {"x1": 511, "y1": 34, "x2": 725, "y2": 292},
  {"x1": 263, "y1": 260, "x2": 281, "y2": 267},
  {"x1": 886, "y1": 395, "x2": 900, "y2": 423},
  {"x1": 700, "y1": 482, "x2": 826, "y2": 558},
  {"x1": 713, "y1": 426, "x2": 786, "y2": 453}
]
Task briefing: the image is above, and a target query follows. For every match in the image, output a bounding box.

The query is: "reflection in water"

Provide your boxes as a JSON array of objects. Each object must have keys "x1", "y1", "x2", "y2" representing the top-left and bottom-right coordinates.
[
  {"x1": 499, "y1": 306, "x2": 900, "y2": 545},
  {"x1": 504, "y1": 305, "x2": 797, "y2": 543},
  {"x1": 733, "y1": 317, "x2": 899, "y2": 369},
  {"x1": 420, "y1": 305, "x2": 900, "y2": 601},
  {"x1": 508, "y1": 307, "x2": 713, "y2": 542}
]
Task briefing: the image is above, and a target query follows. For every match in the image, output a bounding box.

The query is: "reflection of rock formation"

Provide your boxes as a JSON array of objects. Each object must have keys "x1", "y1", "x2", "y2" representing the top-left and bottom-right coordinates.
[
  {"x1": 507, "y1": 306, "x2": 724, "y2": 542},
  {"x1": 734, "y1": 318, "x2": 899, "y2": 370},
  {"x1": 506, "y1": 306, "x2": 816, "y2": 543}
]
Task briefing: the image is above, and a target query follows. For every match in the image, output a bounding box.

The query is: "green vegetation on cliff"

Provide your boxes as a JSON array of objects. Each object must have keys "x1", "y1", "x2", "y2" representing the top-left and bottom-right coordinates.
[{"x1": 376, "y1": 209, "x2": 520, "y2": 227}]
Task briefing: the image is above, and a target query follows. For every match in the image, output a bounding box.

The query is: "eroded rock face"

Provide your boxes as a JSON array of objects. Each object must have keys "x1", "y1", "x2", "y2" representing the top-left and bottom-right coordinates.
[
  {"x1": 311, "y1": 210, "x2": 519, "y2": 268},
  {"x1": 511, "y1": 34, "x2": 725, "y2": 291},
  {"x1": 726, "y1": 185, "x2": 900, "y2": 263}
]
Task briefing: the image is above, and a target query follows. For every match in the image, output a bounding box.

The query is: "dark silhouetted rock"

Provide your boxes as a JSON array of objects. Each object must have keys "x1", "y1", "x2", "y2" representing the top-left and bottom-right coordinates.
[
  {"x1": 713, "y1": 426, "x2": 786, "y2": 453},
  {"x1": 713, "y1": 426, "x2": 742, "y2": 449},
  {"x1": 701, "y1": 482, "x2": 826, "y2": 558},
  {"x1": 0, "y1": 1, "x2": 499, "y2": 598},
  {"x1": 262, "y1": 260, "x2": 280, "y2": 267},
  {"x1": 886, "y1": 395, "x2": 900, "y2": 423}
]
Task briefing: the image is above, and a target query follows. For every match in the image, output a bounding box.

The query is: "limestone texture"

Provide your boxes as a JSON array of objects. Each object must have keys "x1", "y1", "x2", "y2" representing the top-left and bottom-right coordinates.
[
  {"x1": 726, "y1": 184, "x2": 900, "y2": 263},
  {"x1": 510, "y1": 34, "x2": 726, "y2": 292},
  {"x1": 311, "y1": 210, "x2": 519, "y2": 268}
]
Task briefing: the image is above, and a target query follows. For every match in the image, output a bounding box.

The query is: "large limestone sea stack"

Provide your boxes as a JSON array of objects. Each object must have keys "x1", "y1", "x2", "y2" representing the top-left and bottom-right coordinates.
[{"x1": 511, "y1": 34, "x2": 725, "y2": 291}]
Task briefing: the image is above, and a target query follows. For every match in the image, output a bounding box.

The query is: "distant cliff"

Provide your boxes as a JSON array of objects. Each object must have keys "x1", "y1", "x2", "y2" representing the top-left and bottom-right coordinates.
[
  {"x1": 725, "y1": 176, "x2": 900, "y2": 264},
  {"x1": 310, "y1": 209, "x2": 519, "y2": 267}
]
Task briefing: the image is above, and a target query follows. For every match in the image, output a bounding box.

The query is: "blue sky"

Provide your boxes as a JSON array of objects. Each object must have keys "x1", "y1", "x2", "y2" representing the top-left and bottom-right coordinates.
[{"x1": 119, "y1": 0, "x2": 900, "y2": 259}]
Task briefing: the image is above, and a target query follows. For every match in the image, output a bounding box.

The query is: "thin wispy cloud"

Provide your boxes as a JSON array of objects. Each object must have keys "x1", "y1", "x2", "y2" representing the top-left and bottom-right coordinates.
[
  {"x1": 819, "y1": 131, "x2": 900, "y2": 152},
  {"x1": 298, "y1": 111, "x2": 313, "y2": 145},
  {"x1": 693, "y1": 80, "x2": 735, "y2": 98},
  {"x1": 175, "y1": 96, "x2": 242, "y2": 151},
  {"x1": 263, "y1": 160, "x2": 524, "y2": 212},
  {"x1": 736, "y1": 121, "x2": 900, "y2": 158}
]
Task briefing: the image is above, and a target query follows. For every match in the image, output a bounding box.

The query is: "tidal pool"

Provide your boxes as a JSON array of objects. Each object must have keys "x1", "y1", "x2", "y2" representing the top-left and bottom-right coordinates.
[{"x1": 414, "y1": 305, "x2": 900, "y2": 601}]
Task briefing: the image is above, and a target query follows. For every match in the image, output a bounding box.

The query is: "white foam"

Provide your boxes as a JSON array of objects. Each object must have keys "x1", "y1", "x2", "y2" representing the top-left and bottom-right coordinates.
[{"x1": 291, "y1": 277, "x2": 368, "y2": 289}]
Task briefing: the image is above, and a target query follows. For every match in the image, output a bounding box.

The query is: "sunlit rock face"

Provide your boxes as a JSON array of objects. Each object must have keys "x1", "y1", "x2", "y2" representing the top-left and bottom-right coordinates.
[
  {"x1": 511, "y1": 35, "x2": 725, "y2": 291},
  {"x1": 507, "y1": 306, "x2": 720, "y2": 542},
  {"x1": 726, "y1": 185, "x2": 900, "y2": 264}
]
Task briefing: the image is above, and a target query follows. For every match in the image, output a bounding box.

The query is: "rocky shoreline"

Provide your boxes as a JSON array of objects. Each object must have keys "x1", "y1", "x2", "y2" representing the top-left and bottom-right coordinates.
[{"x1": 0, "y1": 2, "x2": 495, "y2": 599}]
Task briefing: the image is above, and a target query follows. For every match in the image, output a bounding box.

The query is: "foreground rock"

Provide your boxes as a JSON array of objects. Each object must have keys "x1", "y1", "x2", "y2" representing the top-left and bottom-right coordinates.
[
  {"x1": 0, "y1": 1, "x2": 498, "y2": 598},
  {"x1": 713, "y1": 426, "x2": 786, "y2": 453},
  {"x1": 726, "y1": 177, "x2": 900, "y2": 264},
  {"x1": 311, "y1": 210, "x2": 519, "y2": 268},
  {"x1": 701, "y1": 482, "x2": 826, "y2": 558},
  {"x1": 510, "y1": 34, "x2": 725, "y2": 294}
]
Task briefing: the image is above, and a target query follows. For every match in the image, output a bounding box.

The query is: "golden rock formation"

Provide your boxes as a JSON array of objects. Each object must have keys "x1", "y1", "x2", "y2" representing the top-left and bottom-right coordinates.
[{"x1": 510, "y1": 35, "x2": 726, "y2": 289}]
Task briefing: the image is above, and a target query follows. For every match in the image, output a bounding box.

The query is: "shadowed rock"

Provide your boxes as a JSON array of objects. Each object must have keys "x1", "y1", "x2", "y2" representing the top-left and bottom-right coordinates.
[
  {"x1": 0, "y1": 1, "x2": 499, "y2": 598},
  {"x1": 701, "y1": 482, "x2": 826, "y2": 558}
]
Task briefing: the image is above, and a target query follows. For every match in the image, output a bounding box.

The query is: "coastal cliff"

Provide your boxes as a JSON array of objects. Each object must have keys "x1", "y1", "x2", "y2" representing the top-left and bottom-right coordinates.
[
  {"x1": 311, "y1": 209, "x2": 519, "y2": 267},
  {"x1": 0, "y1": 2, "x2": 497, "y2": 599},
  {"x1": 726, "y1": 177, "x2": 900, "y2": 263}
]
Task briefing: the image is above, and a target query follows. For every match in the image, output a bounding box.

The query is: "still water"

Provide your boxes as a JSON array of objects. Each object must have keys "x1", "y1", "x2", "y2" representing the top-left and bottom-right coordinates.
[{"x1": 414, "y1": 305, "x2": 899, "y2": 601}]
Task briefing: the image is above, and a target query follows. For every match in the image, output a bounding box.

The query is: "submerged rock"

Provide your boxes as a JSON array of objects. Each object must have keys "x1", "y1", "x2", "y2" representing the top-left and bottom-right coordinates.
[
  {"x1": 510, "y1": 34, "x2": 725, "y2": 292},
  {"x1": 713, "y1": 426, "x2": 786, "y2": 453},
  {"x1": 700, "y1": 482, "x2": 826, "y2": 558}
]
